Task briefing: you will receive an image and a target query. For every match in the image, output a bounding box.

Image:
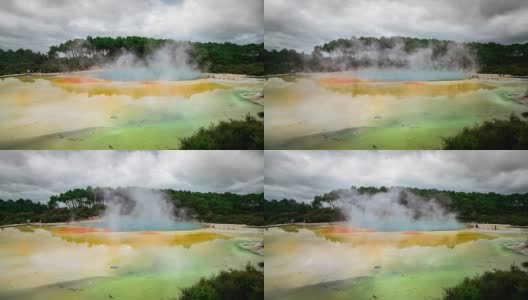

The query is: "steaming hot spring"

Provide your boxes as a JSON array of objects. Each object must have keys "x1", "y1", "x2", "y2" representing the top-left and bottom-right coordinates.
[
  {"x1": 0, "y1": 191, "x2": 263, "y2": 300},
  {"x1": 0, "y1": 67, "x2": 263, "y2": 149},
  {"x1": 265, "y1": 68, "x2": 528, "y2": 149},
  {"x1": 264, "y1": 224, "x2": 528, "y2": 300},
  {"x1": 0, "y1": 223, "x2": 263, "y2": 300},
  {"x1": 264, "y1": 189, "x2": 527, "y2": 300}
]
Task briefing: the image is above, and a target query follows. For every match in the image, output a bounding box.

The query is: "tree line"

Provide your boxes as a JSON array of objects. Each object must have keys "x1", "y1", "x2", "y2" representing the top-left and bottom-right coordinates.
[
  {"x1": 263, "y1": 36, "x2": 528, "y2": 76},
  {"x1": 2, "y1": 185, "x2": 527, "y2": 226},
  {"x1": 0, "y1": 186, "x2": 264, "y2": 226},
  {"x1": 264, "y1": 186, "x2": 528, "y2": 226},
  {"x1": 0, "y1": 36, "x2": 264, "y2": 76}
]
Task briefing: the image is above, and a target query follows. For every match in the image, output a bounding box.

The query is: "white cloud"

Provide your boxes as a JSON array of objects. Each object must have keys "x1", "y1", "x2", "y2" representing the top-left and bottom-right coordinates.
[
  {"x1": 265, "y1": 0, "x2": 528, "y2": 52},
  {"x1": 265, "y1": 151, "x2": 528, "y2": 201},
  {"x1": 0, "y1": 151, "x2": 264, "y2": 202},
  {"x1": 0, "y1": 0, "x2": 263, "y2": 52}
]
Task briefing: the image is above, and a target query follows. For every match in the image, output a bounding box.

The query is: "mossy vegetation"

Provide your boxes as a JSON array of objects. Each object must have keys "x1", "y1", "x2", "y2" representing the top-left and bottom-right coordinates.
[{"x1": 179, "y1": 115, "x2": 263, "y2": 150}]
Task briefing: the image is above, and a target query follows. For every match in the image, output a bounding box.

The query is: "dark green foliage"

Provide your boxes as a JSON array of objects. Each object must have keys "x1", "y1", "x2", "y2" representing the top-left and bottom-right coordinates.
[
  {"x1": 262, "y1": 199, "x2": 345, "y2": 225},
  {"x1": 0, "y1": 37, "x2": 263, "y2": 76},
  {"x1": 522, "y1": 262, "x2": 528, "y2": 269},
  {"x1": 179, "y1": 115, "x2": 263, "y2": 150},
  {"x1": 165, "y1": 189, "x2": 264, "y2": 226},
  {"x1": 263, "y1": 36, "x2": 528, "y2": 76},
  {"x1": 442, "y1": 266, "x2": 528, "y2": 300},
  {"x1": 0, "y1": 49, "x2": 49, "y2": 75},
  {"x1": 193, "y1": 42, "x2": 264, "y2": 76},
  {"x1": 470, "y1": 42, "x2": 528, "y2": 76},
  {"x1": 263, "y1": 49, "x2": 309, "y2": 74},
  {"x1": 0, "y1": 199, "x2": 48, "y2": 224},
  {"x1": 442, "y1": 115, "x2": 528, "y2": 150},
  {"x1": 179, "y1": 264, "x2": 263, "y2": 300}
]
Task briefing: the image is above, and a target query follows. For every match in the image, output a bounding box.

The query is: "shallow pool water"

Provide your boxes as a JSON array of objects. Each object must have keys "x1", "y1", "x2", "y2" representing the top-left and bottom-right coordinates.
[
  {"x1": 265, "y1": 72, "x2": 528, "y2": 149},
  {"x1": 264, "y1": 225, "x2": 528, "y2": 300},
  {"x1": 0, "y1": 225, "x2": 263, "y2": 300},
  {"x1": 0, "y1": 74, "x2": 263, "y2": 149},
  {"x1": 80, "y1": 220, "x2": 205, "y2": 231},
  {"x1": 337, "y1": 69, "x2": 468, "y2": 81}
]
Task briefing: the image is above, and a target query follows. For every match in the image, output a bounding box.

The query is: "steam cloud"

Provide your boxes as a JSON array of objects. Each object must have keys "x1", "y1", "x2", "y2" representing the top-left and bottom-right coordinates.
[
  {"x1": 313, "y1": 38, "x2": 477, "y2": 74},
  {"x1": 99, "y1": 188, "x2": 191, "y2": 231},
  {"x1": 338, "y1": 188, "x2": 461, "y2": 231},
  {"x1": 97, "y1": 43, "x2": 201, "y2": 81}
]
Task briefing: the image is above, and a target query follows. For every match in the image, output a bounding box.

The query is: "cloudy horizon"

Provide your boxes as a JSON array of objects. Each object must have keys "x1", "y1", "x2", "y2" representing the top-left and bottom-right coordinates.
[
  {"x1": 265, "y1": 0, "x2": 528, "y2": 52},
  {"x1": 0, "y1": 151, "x2": 263, "y2": 203},
  {"x1": 265, "y1": 151, "x2": 528, "y2": 202},
  {"x1": 0, "y1": 0, "x2": 263, "y2": 52}
]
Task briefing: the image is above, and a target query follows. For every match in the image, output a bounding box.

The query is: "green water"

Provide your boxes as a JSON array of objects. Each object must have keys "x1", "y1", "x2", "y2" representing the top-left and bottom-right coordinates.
[
  {"x1": 264, "y1": 227, "x2": 528, "y2": 300},
  {"x1": 0, "y1": 76, "x2": 263, "y2": 149},
  {"x1": 265, "y1": 75, "x2": 528, "y2": 149},
  {"x1": 0, "y1": 226, "x2": 263, "y2": 300}
]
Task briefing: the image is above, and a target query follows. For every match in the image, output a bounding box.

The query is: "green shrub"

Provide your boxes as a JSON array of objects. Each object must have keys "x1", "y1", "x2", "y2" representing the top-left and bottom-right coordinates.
[
  {"x1": 442, "y1": 114, "x2": 528, "y2": 149},
  {"x1": 442, "y1": 266, "x2": 528, "y2": 300},
  {"x1": 179, "y1": 264, "x2": 263, "y2": 300},
  {"x1": 179, "y1": 115, "x2": 263, "y2": 150}
]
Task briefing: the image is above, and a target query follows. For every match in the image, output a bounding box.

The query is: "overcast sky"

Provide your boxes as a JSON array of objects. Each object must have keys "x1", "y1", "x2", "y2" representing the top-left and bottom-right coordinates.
[
  {"x1": 0, "y1": 151, "x2": 263, "y2": 202},
  {"x1": 265, "y1": 0, "x2": 528, "y2": 52},
  {"x1": 265, "y1": 151, "x2": 528, "y2": 202},
  {"x1": 0, "y1": 0, "x2": 263, "y2": 52}
]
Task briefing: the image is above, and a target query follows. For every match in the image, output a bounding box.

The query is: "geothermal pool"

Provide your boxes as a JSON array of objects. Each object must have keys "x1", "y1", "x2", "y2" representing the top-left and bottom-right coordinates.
[
  {"x1": 264, "y1": 225, "x2": 528, "y2": 300},
  {"x1": 81, "y1": 220, "x2": 206, "y2": 231},
  {"x1": 265, "y1": 71, "x2": 528, "y2": 149},
  {"x1": 0, "y1": 224, "x2": 263, "y2": 300},
  {"x1": 0, "y1": 73, "x2": 263, "y2": 149}
]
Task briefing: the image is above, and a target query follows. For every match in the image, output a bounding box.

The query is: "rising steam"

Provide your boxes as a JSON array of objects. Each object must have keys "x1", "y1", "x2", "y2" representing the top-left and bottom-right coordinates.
[
  {"x1": 337, "y1": 188, "x2": 461, "y2": 231},
  {"x1": 95, "y1": 43, "x2": 201, "y2": 81},
  {"x1": 98, "y1": 188, "x2": 192, "y2": 231},
  {"x1": 312, "y1": 38, "x2": 478, "y2": 74}
]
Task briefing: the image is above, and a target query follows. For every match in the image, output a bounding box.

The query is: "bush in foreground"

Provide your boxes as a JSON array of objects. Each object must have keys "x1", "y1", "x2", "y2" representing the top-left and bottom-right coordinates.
[
  {"x1": 442, "y1": 265, "x2": 528, "y2": 300},
  {"x1": 179, "y1": 115, "x2": 263, "y2": 150},
  {"x1": 179, "y1": 264, "x2": 263, "y2": 300},
  {"x1": 442, "y1": 114, "x2": 528, "y2": 149}
]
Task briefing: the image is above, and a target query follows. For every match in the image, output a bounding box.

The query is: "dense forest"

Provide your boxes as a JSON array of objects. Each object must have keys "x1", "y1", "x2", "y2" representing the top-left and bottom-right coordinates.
[
  {"x1": 263, "y1": 36, "x2": 528, "y2": 76},
  {"x1": 0, "y1": 187, "x2": 264, "y2": 226},
  {"x1": 0, "y1": 36, "x2": 264, "y2": 76},
  {"x1": 264, "y1": 186, "x2": 528, "y2": 226}
]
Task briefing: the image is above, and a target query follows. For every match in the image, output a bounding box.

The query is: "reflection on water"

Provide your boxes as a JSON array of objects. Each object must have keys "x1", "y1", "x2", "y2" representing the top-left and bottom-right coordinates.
[
  {"x1": 0, "y1": 225, "x2": 263, "y2": 300},
  {"x1": 0, "y1": 75, "x2": 263, "y2": 149},
  {"x1": 81, "y1": 220, "x2": 205, "y2": 232},
  {"x1": 265, "y1": 73, "x2": 528, "y2": 149},
  {"x1": 335, "y1": 69, "x2": 469, "y2": 81},
  {"x1": 264, "y1": 226, "x2": 528, "y2": 300}
]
